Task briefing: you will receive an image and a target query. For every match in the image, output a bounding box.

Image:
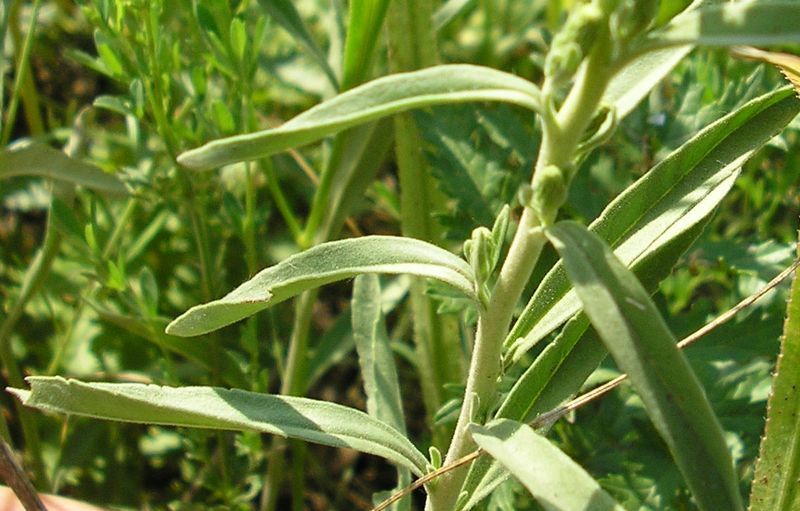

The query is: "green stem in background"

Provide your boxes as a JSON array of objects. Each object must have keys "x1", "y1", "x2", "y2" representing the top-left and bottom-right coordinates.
[
  {"x1": 142, "y1": 2, "x2": 214, "y2": 302},
  {"x1": 1, "y1": 0, "x2": 44, "y2": 145},
  {"x1": 386, "y1": 0, "x2": 466, "y2": 450},
  {"x1": 428, "y1": 15, "x2": 615, "y2": 510},
  {"x1": 260, "y1": 290, "x2": 317, "y2": 511},
  {"x1": 0, "y1": 203, "x2": 57, "y2": 488},
  {"x1": 0, "y1": 1, "x2": 12, "y2": 136},
  {"x1": 262, "y1": 158, "x2": 304, "y2": 247}
]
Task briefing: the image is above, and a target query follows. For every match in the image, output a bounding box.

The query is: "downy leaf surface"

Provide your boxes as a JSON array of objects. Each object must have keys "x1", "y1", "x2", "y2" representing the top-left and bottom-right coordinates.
[
  {"x1": 9, "y1": 377, "x2": 428, "y2": 476},
  {"x1": 166, "y1": 236, "x2": 476, "y2": 337},
  {"x1": 0, "y1": 141, "x2": 127, "y2": 196},
  {"x1": 177, "y1": 65, "x2": 542, "y2": 169},
  {"x1": 470, "y1": 419, "x2": 624, "y2": 511}
]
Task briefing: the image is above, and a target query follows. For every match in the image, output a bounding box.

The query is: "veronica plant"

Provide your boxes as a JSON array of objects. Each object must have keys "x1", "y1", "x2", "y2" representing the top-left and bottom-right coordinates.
[{"x1": 9, "y1": 1, "x2": 800, "y2": 510}]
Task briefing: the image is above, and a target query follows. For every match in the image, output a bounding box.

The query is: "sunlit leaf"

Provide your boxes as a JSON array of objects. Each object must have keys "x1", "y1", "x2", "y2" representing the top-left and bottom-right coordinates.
[
  {"x1": 177, "y1": 65, "x2": 542, "y2": 170},
  {"x1": 166, "y1": 236, "x2": 476, "y2": 337},
  {"x1": 9, "y1": 377, "x2": 428, "y2": 476},
  {"x1": 470, "y1": 419, "x2": 624, "y2": 511},
  {"x1": 507, "y1": 87, "x2": 800, "y2": 361},
  {"x1": 749, "y1": 243, "x2": 800, "y2": 510},
  {"x1": 547, "y1": 221, "x2": 743, "y2": 511}
]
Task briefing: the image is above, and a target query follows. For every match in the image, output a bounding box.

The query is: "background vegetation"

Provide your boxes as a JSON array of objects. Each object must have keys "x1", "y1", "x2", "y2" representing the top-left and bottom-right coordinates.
[{"x1": 1, "y1": 1, "x2": 799, "y2": 509}]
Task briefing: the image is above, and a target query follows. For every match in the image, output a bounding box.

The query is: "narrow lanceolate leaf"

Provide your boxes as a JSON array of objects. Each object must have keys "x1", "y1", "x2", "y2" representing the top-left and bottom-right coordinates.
[
  {"x1": 604, "y1": 45, "x2": 691, "y2": 120},
  {"x1": 9, "y1": 377, "x2": 428, "y2": 476},
  {"x1": 352, "y1": 275, "x2": 406, "y2": 433},
  {"x1": 0, "y1": 141, "x2": 127, "y2": 196},
  {"x1": 352, "y1": 275, "x2": 412, "y2": 511},
  {"x1": 166, "y1": 236, "x2": 476, "y2": 337},
  {"x1": 177, "y1": 65, "x2": 542, "y2": 170},
  {"x1": 547, "y1": 222, "x2": 743, "y2": 511},
  {"x1": 603, "y1": 0, "x2": 707, "y2": 118},
  {"x1": 507, "y1": 87, "x2": 800, "y2": 361},
  {"x1": 470, "y1": 419, "x2": 624, "y2": 511},
  {"x1": 645, "y1": 2, "x2": 800, "y2": 49},
  {"x1": 748, "y1": 248, "x2": 800, "y2": 510}
]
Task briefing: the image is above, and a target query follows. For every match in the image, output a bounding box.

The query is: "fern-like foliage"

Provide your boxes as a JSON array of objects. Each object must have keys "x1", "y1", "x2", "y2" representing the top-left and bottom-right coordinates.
[{"x1": 414, "y1": 104, "x2": 538, "y2": 241}]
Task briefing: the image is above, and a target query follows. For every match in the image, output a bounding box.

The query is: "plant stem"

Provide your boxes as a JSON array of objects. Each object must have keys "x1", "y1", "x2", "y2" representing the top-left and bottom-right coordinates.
[
  {"x1": 427, "y1": 18, "x2": 615, "y2": 510},
  {"x1": 386, "y1": 0, "x2": 465, "y2": 449},
  {"x1": 2, "y1": 0, "x2": 44, "y2": 145}
]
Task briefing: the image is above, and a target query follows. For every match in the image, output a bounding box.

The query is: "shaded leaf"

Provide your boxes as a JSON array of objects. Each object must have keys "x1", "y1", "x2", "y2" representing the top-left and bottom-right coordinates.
[
  {"x1": 415, "y1": 104, "x2": 535, "y2": 241},
  {"x1": 255, "y1": 0, "x2": 338, "y2": 89},
  {"x1": 352, "y1": 275, "x2": 406, "y2": 433},
  {"x1": 0, "y1": 141, "x2": 127, "y2": 196}
]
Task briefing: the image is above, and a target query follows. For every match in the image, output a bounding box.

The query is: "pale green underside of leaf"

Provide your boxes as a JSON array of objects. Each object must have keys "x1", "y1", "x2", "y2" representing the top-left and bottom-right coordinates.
[
  {"x1": 470, "y1": 419, "x2": 624, "y2": 511},
  {"x1": 547, "y1": 222, "x2": 743, "y2": 511},
  {"x1": 646, "y1": 2, "x2": 800, "y2": 49},
  {"x1": 0, "y1": 141, "x2": 128, "y2": 196},
  {"x1": 507, "y1": 87, "x2": 800, "y2": 361},
  {"x1": 166, "y1": 236, "x2": 476, "y2": 337},
  {"x1": 177, "y1": 64, "x2": 542, "y2": 170},
  {"x1": 9, "y1": 377, "x2": 428, "y2": 476},
  {"x1": 748, "y1": 245, "x2": 800, "y2": 510}
]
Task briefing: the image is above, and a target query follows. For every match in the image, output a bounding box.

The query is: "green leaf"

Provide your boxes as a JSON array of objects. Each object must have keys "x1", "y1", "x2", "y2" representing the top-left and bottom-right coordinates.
[
  {"x1": 748, "y1": 247, "x2": 800, "y2": 510},
  {"x1": 341, "y1": 0, "x2": 391, "y2": 89},
  {"x1": 645, "y1": 2, "x2": 800, "y2": 49},
  {"x1": 546, "y1": 221, "x2": 743, "y2": 511},
  {"x1": 433, "y1": 0, "x2": 475, "y2": 31},
  {"x1": 166, "y1": 236, "x2": 476, "y2": 337},
  {"x1": 177, "y1": 65, "x2": 542, "y2": 170},
  {"x1": 0, "y1": 141, "x2": 128, "y2": 196},
  {"x1": 255, "y1": 0, "x2": 338, "y2": 89},
  {"x1": 9, "y1": 377, "x2": 427, "y2": 476},
  {"x1": 352, "y1": 275, "x2": 406, "y2": 434},
  {"x1": 604, "y1": 45, "x2": 692, "y2": 120},
  {"x1": 469, "y1": 419, "x2": 624, "y2": 511},
  {"x1": 352, "y1": 275, "x2": 412, "y2": 511},
  {"x1": 507, "y1": 87, "x2": 800, "y2": 361}
]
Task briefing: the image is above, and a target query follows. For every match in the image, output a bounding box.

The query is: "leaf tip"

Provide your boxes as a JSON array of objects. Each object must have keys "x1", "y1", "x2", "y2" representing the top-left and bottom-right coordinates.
[{"x1": 6, "y1": 387, "x2": 30, "y2": 403}]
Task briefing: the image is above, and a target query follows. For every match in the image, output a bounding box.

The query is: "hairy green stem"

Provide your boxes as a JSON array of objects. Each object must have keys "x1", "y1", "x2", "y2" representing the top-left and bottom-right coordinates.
[{"x1": 427, "y1": 17, "x2": 615, "y2": 510}]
